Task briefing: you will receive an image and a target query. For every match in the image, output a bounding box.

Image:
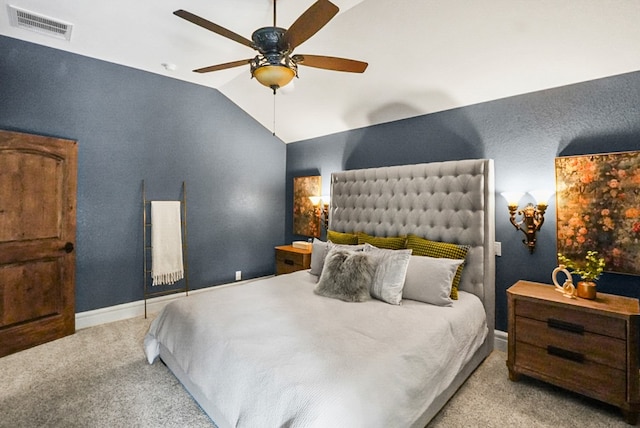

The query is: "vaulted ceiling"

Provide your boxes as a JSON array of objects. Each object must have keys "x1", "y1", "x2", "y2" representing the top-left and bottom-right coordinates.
[{"x1": 2, "y1": 0, "x2": 640, "y2": 143}]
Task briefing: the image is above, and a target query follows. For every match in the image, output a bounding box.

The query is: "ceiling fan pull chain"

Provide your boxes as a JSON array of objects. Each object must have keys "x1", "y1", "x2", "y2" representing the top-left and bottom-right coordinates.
[{"x1": 272, "y1": 92, "x2": 276, "y2": 136}]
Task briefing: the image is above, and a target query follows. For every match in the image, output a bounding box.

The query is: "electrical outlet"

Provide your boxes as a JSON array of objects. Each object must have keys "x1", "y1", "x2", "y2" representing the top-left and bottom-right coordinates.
[
  {"x1": 494, "y1": 242, "x2": 502, "y2": 257},
  {"x1": 235, "y1": 271, "x2": 242, "y2": 281}
]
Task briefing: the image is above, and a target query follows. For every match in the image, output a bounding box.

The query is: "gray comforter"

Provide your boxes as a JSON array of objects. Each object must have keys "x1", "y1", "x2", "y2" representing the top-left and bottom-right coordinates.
[{"x1": 145, "y1": 270, "x2": 487, "y2": 428}]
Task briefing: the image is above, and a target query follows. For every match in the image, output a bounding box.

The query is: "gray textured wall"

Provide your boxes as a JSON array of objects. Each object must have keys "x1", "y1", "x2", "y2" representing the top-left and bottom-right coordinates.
[
  {"x1": 286, "y1": 71, "x2": 640, "y2": 331},
  {"x1": 0, "y1": 36, "x2": 286, "y2": 312}
]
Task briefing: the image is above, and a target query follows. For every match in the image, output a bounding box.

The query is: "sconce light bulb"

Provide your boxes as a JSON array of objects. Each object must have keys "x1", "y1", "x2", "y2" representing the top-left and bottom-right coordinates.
[
  {"x1": 529, "y1": 189, "x2": 554, "y2": 205},
  {"x1": 501, "y1": 192, "x2": 524, "y2": 206},
  {"x1": 308, "y1": 196, "x2": 322, "y2": 206}
]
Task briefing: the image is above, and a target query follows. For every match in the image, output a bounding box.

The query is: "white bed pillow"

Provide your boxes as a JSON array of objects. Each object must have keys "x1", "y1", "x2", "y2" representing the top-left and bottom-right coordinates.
[
  {"x1": 363, "y1": 244, "x2": 412, "y2": 305},
  {"x1": 315, "y1": 248, "x2": 374, "y2": 302},
  {"x1": 310, "y1": 238, "x2": 329, "y2": 276},
  {"x1": 309, "y1": 239, "x2": 365, "y2": 277},
  {"x1": 402, "y1": 255, "x2": 464, "y2": 306}
]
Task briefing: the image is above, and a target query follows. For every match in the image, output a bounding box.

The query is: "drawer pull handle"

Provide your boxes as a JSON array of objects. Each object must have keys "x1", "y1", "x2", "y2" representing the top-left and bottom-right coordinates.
[
  {"x1": 547, "y1": 345, "x2": 584, "y2": 363},
  {"x1": 548, "y1": 318, "x2": 584, "y2": 334},
  {"x1": 284, "y1": 259, "x2": 294, "y2": 265}
]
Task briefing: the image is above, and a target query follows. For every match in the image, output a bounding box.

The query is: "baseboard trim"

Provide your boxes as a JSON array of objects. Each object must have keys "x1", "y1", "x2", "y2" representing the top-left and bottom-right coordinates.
[
  {"x1": 494, "y1": 329, "x2": 507, "y2": 352},
  {"x1": 75, "y1": 276, "x2": 271, "y2": 330}
]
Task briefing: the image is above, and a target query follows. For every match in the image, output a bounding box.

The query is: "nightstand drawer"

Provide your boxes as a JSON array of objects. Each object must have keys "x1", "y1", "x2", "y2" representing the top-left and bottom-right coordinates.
[
  {"x1": 274, "y1": 245, "x2": 312, "y2": 275},
  {"x1": 515, "y1": 316, "x2": 626, "y2": 370},
  {"x1": 516, "y1": 341, "x2": 626, "y2": 405},
  {"x1": 276, "y1": 250, "x2": 306, "y2": 266},
  {"x1": 516, "y1": 299, "x2": 626, "y2": 339},
  {"x1": 276, "y1": 261, "x2": 301, "y2": 275}
]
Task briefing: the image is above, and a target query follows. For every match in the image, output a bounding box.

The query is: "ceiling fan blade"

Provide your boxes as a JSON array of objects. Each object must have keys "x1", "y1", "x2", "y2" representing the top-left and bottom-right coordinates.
[
  {"x1": 193, "y1": 59, "x2": 252, "y2": 73},
  {"x1": 292, "y1": 54, "x2": 368, "y2": 73},
  {"x1": 174, "y1": 10, "x2": 254, "y2": 49},
  {"x1": 284, "y1": 0, "x2": 339, "y2": 51}
]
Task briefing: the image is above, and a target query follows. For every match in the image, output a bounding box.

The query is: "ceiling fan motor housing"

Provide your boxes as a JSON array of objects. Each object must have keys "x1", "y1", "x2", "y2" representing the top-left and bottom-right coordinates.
[{"x1": 252, "y1": 27, "x2": 290, "y2": 57}]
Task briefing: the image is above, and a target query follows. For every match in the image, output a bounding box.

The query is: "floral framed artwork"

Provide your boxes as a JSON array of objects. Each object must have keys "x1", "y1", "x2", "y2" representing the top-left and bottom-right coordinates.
[
  {"x1": 293, "y1": 175, "x2": 321, "y2": 238},
  {"x1": 555, "y1": 151, "x2": 640, "y2": 276}
]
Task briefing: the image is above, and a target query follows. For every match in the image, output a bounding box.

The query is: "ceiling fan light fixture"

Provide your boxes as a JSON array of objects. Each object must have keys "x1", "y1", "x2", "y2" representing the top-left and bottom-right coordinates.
[{"x1": 253, "y1": 64, "x2": 295, "y2": 90}]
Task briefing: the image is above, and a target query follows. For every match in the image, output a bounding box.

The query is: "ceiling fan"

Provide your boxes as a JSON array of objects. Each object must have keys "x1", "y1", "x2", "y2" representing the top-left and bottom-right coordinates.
[{"x1": 174, "y1": 0, "x2": 368, "y2": 93}]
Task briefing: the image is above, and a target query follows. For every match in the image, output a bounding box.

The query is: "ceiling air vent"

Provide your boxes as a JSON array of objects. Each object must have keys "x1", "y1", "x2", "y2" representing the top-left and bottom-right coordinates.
[{"x1": 8, "y1": 5, "x2": 73, "y2": 41}]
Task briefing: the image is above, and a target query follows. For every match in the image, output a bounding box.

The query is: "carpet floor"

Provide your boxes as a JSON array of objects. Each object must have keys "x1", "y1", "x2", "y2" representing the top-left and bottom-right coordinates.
[{"x1": 0, "y1": 315, "x2": 631, "y2": 427}]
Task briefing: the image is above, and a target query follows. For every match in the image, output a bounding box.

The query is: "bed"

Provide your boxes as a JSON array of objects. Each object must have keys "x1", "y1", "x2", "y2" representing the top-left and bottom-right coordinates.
[{"x1": 145, "y1": 159, "x2": 495, "y2": 427}]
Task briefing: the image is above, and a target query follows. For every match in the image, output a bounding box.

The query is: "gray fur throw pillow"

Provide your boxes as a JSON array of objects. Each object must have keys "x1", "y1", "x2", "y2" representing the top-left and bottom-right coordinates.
[{"x1": 314, "y1": 248, "x2": 374, "y2": 302}]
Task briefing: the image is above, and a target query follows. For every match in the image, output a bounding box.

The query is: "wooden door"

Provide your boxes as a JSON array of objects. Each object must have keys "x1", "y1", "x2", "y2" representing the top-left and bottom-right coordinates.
[{"x1": 0, "y1": 130, "x2": 77, "y2": 357}]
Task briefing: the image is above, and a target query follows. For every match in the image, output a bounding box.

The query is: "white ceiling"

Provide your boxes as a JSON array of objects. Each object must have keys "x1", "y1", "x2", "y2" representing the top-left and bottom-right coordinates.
[{"x1": 2, "y1": 0, "x2": 640, "y2": 143}]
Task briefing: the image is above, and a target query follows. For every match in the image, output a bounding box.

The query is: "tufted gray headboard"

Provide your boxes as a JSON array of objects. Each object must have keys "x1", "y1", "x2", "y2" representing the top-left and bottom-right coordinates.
[{"x1": 329, "y1": 159, "x2": 495, "y2": 345}]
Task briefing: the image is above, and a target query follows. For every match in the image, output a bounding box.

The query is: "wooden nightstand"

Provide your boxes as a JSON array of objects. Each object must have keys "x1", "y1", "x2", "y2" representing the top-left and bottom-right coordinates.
[
  {"x1": 275, "y1": 245, "x2": 312, "y2": 275},
  {"x1": 507, "y1": 280, "x2": 640, "y2": 424}
]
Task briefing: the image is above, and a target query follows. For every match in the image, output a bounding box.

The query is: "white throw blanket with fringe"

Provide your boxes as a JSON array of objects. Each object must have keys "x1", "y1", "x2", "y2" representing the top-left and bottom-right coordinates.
[{"x1": 151, "y1": 201, "x2": 184, "y2": 286}]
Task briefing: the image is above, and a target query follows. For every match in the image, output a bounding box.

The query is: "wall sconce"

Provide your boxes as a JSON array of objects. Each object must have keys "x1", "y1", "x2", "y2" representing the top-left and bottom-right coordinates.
[
  {"x1": 309, "y1": 195, "x2": 330, "y2": 230},
  {"x1": 502, "y1": 190, "x2": 553, "y2": 253}
]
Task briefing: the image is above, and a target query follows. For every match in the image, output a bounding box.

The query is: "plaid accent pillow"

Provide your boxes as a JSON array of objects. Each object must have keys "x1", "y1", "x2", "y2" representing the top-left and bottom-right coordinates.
[
  {"x1": 357, "y1": 232, "x2": 407, "y2": 250},
  {"x1": 405, "y1": 234, "x2": 469, "y2": 299},
  {"x1": 327, "y1": 230, "x2": 359, "y2": 245}
]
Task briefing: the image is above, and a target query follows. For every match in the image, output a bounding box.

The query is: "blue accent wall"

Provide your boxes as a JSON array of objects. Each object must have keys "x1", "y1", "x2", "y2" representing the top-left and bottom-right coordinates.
[
  {"x1": 3, "y1": 34, "x2": 639, "y2": 329},
  {"x1": 287, "y1": 71, "x2": 640, "y2": 332},
  {"x1": 0, "y1": 36, "x2": 286, "y2": 312}
]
